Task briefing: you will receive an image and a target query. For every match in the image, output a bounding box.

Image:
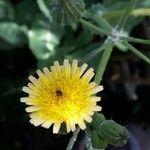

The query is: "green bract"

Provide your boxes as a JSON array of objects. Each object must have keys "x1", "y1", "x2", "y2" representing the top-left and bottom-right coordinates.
[
  {"x1": 91, "y1": 130, "x2": 108, "y2": 149},
  {"x1": 98, "y1": 120, "x2": 129, "y2": 147},
  {"x1": 48, "y1": 0, "x2": 85, "y2": 26},
  {"x1": 91, "y1": 113, "x2": 106, "y2": 130}
]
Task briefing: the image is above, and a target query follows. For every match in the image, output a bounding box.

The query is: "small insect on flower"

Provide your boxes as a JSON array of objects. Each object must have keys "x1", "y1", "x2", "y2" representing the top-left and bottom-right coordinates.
[{"x1": 21, "y1": 59, "x2": 103, "y2": 134}]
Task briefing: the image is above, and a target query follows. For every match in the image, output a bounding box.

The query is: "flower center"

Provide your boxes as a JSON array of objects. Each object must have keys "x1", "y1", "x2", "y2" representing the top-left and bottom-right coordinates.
[{"x1": 56, "y1": 90, "x2": 63, "y2": 97}]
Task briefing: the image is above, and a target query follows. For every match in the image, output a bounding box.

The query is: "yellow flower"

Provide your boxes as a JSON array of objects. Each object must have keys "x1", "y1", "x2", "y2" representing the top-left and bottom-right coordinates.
[{"x1": 21, "y1": 59, "x2": 103, "y2": 134}]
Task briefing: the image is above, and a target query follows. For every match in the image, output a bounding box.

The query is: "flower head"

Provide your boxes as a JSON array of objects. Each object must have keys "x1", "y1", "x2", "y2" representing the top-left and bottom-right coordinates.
[{"x1": 21, "y1": 59, "x2": 103, "y2": 134}]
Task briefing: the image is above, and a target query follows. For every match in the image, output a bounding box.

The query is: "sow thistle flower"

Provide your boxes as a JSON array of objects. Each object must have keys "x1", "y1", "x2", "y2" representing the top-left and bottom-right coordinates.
[{"x1": 21, "y1": 59, "x2": 103, "y2": 134}]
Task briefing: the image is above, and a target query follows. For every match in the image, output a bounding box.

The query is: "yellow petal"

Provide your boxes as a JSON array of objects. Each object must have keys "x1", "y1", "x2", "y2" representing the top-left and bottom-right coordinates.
[
  {"x1": 84, "y1": 115, "x2": 92, "y2": 123},
  {"x1": 71, "y1": 59, "x2": 78, "y2": 74},
  {"x1": 29, "y1": 118, "x2": 44, "y2": 126},
  {"x1": 22, "y1": 86, "x2": 32, "y2": 93},
  {"x1": 43, "y1": 67, "x2": 50, "y2": 75},
  {"x1": 28, "y1": 75, "x2": 38, "y2": 84},
  {"x1": 79, "y1": 63, "x2": 88, "y2": 77},
  {"x1": 37, "y1": 70, "x2": 43, "y2": 77},
  {"x1": 78, "y1": 121, "x2": 86, "y2": 130},
  {"x1": 81, "y1": 68, "x2": 94, "y2": 82},
  {"x1": 89, "y1": 86, "x2": 103, "y2": 95},
  {"x1": 93, "y1": 106, "x2": 102, "y2": 111},
  {"x1": 41, "y1": 121, "x2": 52, "y2": 129},
  {"x1": 25, "y1": 106, "x2": 40, "y2": 112},
  {"x1": 20, "y1": 97, "x2": 28, "y2": 103},
  {"x1": 90, "y1": 96, "x2": 101, "y2": 102},
  {"x1": 53, "y1": 123, "x2": 61, "y2": 134}
]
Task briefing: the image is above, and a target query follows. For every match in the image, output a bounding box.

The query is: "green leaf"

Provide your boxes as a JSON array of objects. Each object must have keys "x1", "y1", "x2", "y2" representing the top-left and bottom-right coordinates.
[
  {"x1": 28, "y1": 29, "x2": 58, "y2": 60},
  {"x1": 116, "y1": 0, "x2": 138, "y2": 30},
  {"x1": 37, "y1": 0, "x2": 52, "y2": 21},
  {"x1": 32, "y1": 14, "x2": 64, "y2": 36},
  {"x1": 103, "y1": 0, "x2": 129, "y2": 10},
  {"x1": 48, "y1": 0, "x2": 85, "y2": 26},
  {"x1": 75, "y1": 28, "x2": 93, "y2": 47},
  {"x1": 0, "y1": 22, "x2": 28, "y2": 50},
  {"x1": 142, "y1": 0, "x2": 150, "y2": 7},
  {"x1": 0, "y1": 0, "x2": 15, "y2": 21},
  {"x1": 84, "y1": 3, "x2": 106, "y2": 19},
  {"x1": 15, "y1": 0, "x2": 39, "y2": 25},
  {"x1": 86, "y1": 1, "x2": 141, "y2": 33},
  {"x1": 28, "y1": 15, "x2": 64, "y2": 60}
]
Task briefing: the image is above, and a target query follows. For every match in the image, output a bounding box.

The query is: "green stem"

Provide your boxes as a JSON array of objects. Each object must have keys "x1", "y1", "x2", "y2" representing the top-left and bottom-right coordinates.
[
  {"x1": 125, "y1": 36, "x2": 150, "y2": 45},
  {"x1": 124, "y1": 41, "x2": 150, "y2": 64},
  {"x1": 103, "y1": 8, "x2": 150, "y2": 19},
  {"x1": 66, "y1": 127, "x2": 80, "y2": 150},
  {"x1": 85, "y1": 128, "x2": 93, "y2": 150},
  {"x1": 117, "y1": 0, "x2": 138, "y2": 30},
  {"x1": 80, "y1": 18, "x2": 110, "y2": 36},
  {"x1": 37, "y1": 0, "x2": 51, "y2": 21},
  {"x1": 94, "y1": 40, "x2": 113, "y2": 84}
]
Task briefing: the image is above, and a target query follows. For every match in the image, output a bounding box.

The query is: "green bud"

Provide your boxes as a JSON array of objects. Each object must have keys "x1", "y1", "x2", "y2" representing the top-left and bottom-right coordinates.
[
  {"x1": 48, "y1": 0, "x2": 85, "y2": 26},
  {"x1": 98, "y1": 120, "x2": 129, "y2": 147},
  {"x1": 91, "y1": 113, "x2": 106, "y2": 130},
  {"x1": 91, "y1": 130, "x2": 108, "y2": 149}
]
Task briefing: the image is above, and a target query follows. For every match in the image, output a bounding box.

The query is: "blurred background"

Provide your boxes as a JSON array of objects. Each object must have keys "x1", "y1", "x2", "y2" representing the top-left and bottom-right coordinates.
[{"x1": 0, "y1": 0, "x2": 150, "y2": 149}]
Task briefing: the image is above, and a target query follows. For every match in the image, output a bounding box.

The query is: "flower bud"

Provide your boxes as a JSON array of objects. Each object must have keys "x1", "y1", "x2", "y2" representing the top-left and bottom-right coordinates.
[
  {"x1": 49, "y1": 0, "x2": 85, "y2": 26},
  {"x1": 91, "y1": 113, "x2": 106, "y2": 130},
  {"x1": 98, "y1": 120, "x2": 129, "y2": 147},
  {"x1": 91, "y1": 130, "x2": 108, "y2": 149}
]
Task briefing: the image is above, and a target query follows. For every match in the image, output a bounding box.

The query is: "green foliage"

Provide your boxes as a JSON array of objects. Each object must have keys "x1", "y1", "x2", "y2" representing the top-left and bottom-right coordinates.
[
  {"x1": 0, "y1": 22, "x2": 28, "y2": 50},
  {"x1": 85, "y1": 0, "x2": 143, "y2": 33},
  {"x1": 37, "y1": 0, "x2": 52, "y2": 21},
  {"x1": 0, "y1": 0, "x2": 14, "y2": 21},
  {"x1": 0, "y1": 0, "x2": 149, "y2": 63},
  {"x1": 47, "y1": 0, "x2": 85, "y2": 26},
  {"x1": 0, "y1": 0, "x2": 150, "y2": 149},
  {"x1": 16, "y1": 0, "x2": 39, "y2": 25},
  {"x1": 91, "y1": 113, "x2": 106, "y2": 130},
  {"x1": 91, "y1": 130, "x2": 108, "y2": 149},
  {"x1": 28, "y1": 29, "x2": 55, "y2": 60},
  {"x1": 28, "y1": 18, "x2": 63, "y2": 60}
]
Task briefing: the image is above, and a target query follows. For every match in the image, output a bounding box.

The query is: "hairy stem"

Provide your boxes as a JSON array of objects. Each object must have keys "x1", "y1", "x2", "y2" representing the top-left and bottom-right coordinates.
[
  {"x1": 85, "y1": 128, "x2": 93, "y2": 150},
  {"x1": 80, "y1": 19, "x2": 110, "y2": 36},
  {"x1": 66, "y1": 127, "x2": 80, "y2": 150},
  {"x1": 94, "y1": 40, "x2": 113, "y2": 84},
  {"x1": 124, "y1": 41, "x2": 150, "y2": 64},
  {"x1": 117, "y1": 0, "x2": 138, "y2": 30},
  {"x1": 125, "y1": 36, "x2": 150, "y2": 45}
]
